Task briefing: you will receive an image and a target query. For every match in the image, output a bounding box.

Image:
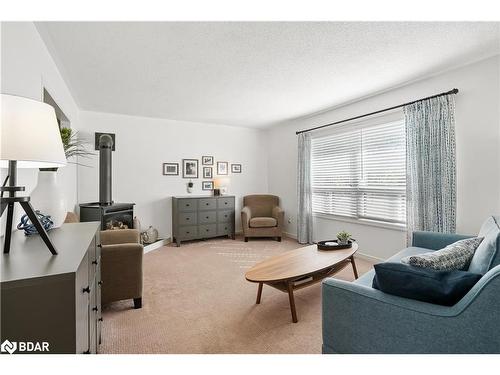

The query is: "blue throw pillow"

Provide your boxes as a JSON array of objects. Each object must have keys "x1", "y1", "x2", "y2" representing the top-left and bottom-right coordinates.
[
  {"x1": 372, "y1": 262, "x2": 482, "y2": 306},
  {"x1": 468, "y1": 216, "x2": 500, "y2": 275}
]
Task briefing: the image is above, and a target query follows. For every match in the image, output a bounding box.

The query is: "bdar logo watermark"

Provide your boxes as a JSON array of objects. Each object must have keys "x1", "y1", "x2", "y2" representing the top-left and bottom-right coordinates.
[
  {"x1": 1, "y1": 340, "x2": 17, "y2": 354},
  {"x1": 1, "y1": 339, "x2": 49, "y2": 354}
]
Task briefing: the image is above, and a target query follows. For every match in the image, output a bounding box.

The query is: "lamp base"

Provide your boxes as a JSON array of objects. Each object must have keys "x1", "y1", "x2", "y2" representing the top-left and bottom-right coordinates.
[
  {"x1": 0, "y1": 196, "x2": 58, "y2": 255},
  {"x1": 1, "y1": 161, "x2": 58, "y2": 255}
]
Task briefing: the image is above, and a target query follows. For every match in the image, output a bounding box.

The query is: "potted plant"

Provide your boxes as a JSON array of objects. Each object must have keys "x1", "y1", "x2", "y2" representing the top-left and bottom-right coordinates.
[
  {"x1": 336, "y1": 230, "x2": 351, "y2": 246},
  {"x1": 30, "y1": 127, "x2": 93, "y2": 228}
]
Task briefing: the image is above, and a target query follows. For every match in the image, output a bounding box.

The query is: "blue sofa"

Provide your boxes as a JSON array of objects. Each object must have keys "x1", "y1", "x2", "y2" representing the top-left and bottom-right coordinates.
[{"x1": 322, "y1": 216, "x2": 500, "y2": 354}]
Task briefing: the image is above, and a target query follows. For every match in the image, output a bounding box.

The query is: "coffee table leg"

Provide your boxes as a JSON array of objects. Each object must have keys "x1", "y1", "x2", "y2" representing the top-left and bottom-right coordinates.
[
  {"x1": 256, "y1": 282, "x2": 263, "y2": 304},
  {"x1": 287, "y1": 282, "x2": 298, "y2": 323},
  {"x1": 351, "y1": 256, "x2": 359, "y2": 279}
]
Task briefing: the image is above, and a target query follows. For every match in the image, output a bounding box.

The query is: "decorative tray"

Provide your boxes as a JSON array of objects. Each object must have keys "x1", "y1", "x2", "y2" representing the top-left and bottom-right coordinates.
[{"x1": 317, "y1": 239, "x2": 354, "y2": 251}]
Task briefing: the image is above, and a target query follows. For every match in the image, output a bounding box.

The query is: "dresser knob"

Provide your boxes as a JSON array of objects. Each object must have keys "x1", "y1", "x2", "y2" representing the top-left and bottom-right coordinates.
[
  {"x1": 98, "y1": 318, "x2": 103, "y2": 322},
  {"x1": 206, "y1": 216, "x2": 209, "y2": 219},
  {"x1": 98, "y1": 281, "x2": 103, "y2": 286},
  {"x1": 92, "y1": 306, "x2": 98, "y2": 312},
  {"x1": 83, "y1": 286, "x2": 91, "y2": 293},
  {"x1": 97, "y1": 244, "x2": 102, "y2": 248},
  {"x1": 92, "y1": 260, "x2": 98, "y2": 265},
  {"x1": 206, "y1": 203, "x2": 209, "y2": 205}
]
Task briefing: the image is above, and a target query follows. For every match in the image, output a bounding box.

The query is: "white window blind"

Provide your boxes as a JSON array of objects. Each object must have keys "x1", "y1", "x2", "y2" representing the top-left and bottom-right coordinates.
[{"x1": 311, "y1": 118, "x2": 406, "y2": 225}]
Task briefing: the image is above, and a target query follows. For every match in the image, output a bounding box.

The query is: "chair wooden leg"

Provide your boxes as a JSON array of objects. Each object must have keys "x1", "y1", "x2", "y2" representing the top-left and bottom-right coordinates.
[
  {"x1": 133, "y1": 297, "x2": 142, "y2": 309},
  {"x1": 244, "y1": 237, "x2": 248, "y2": 242},
  {"x1": 277, "y1": 236, "x2": 282, "y2": 242},
  {"x1": 256, "y1": 283, "x2": 263, "y2": 304}
]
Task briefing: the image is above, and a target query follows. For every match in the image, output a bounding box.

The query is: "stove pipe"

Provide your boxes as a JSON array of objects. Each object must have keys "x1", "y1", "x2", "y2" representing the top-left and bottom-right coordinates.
[{"x1": 99, "y1": 134, "x2": 113, "y2": 205}]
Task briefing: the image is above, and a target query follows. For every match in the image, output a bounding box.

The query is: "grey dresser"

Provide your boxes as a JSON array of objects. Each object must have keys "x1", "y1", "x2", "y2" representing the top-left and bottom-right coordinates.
[
  {"x1": 1, "y1": 222, "x2": 102, "y2": 354},
  {"x1": 172, "y1": 195, "x2": 235, "y2": 246}
]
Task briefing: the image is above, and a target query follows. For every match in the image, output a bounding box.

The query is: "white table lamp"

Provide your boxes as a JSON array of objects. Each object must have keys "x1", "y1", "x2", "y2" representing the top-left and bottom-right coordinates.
[{"x1": 1, "y1": 94, "x2": 67, "y2": 254}]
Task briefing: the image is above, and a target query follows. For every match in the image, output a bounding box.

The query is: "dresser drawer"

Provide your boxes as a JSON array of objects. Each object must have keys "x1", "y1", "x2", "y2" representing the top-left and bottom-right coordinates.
[
  {"x1": 199, "y1": 198, "x2": 217, "y2": 210},
  {"x1": 218, "y1": 197, "x2": 234, "y2": 209},
  {"x1": 198, "y1": 210, "x2": 217, "y2": 224},
  {"x1": 217, "y1": 210, "x2": 233, "y2": 223},
  {"x1": 199, "y1": 224, "x2": 217, "y2": 238},
  {"x1": 217, "y1": 223, "x2": 233, "y2": 236},
  {"x1": 178, "y1": 199, "x2": 197, "y2": 212},
  {"x1": 178, "y1": 225, "x2": 198, "y2": 239},
  {"x1": 179, "y1": 212, "x2": 197, "y2": 225}
]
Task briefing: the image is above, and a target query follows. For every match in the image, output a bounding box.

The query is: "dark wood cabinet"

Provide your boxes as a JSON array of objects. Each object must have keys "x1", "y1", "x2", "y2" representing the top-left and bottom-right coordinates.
[
  {"x1": 1, "y1": 222, "x2": 102, "y2": 354},
  {"x1": 172, "y1": 195, "x2": 235, "y2": 246}
]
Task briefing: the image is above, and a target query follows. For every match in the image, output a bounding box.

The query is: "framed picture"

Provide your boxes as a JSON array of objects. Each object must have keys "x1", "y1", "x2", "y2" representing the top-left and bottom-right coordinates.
[
  {"x1": 202, "y1": 156, "x2": 214, "y2": 165},
  {"x1": 231, "y1": 164, "x2": 242, "y2": 173},
  {"x1": 182, "y1": 159, "x2": 199, "y2": 178},
  {"x1": 203, "y1": 167, "x2": 213, "y2": 179},
  {"x1": 217, "y1": 161, "x2": 228, "y2": 175},
  {"x1": 202, "y1": 181, "x2": 214, "y2": 190},
  {"x1": 163, "y1": 163, "x2": 179, "y2": 176}
]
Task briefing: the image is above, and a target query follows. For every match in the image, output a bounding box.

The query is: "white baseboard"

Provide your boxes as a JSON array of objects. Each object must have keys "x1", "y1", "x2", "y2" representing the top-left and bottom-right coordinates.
[
  {"x1": 283, "y1": 231, "x2": 297, "y2": 240},
  {"x1": 144, "y1": 238, "x2": 171, "y2": 253},
  {"x1": 355, "y1": 252, "x2": 384, "y2": 263}
]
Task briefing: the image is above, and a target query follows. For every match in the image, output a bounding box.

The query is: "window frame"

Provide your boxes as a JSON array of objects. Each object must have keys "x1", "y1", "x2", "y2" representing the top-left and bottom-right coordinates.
[{"x1": 310, "y1": 111, "x2": 407, "y2": 230}]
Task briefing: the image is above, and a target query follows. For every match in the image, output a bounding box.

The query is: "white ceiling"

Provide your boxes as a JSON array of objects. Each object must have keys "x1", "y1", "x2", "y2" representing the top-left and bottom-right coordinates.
[{"x1": 36, "y1": 22, "x2": 500, "y2": 128}]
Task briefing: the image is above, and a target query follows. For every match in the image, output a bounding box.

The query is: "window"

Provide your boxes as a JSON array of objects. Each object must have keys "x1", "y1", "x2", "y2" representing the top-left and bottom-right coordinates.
[{"x1": 311, "y1": 117, "x2": 406, "y2": 226}]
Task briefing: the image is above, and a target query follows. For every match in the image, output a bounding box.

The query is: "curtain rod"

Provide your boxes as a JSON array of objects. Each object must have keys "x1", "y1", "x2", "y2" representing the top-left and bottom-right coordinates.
[{"x1": 295, "y1": 88, "x2": 459, "y2": 135}]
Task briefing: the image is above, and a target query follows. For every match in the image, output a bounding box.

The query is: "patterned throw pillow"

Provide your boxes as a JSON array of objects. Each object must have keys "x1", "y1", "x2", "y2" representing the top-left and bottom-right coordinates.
[{"x1": 402, "y1": 237, "x2": 484, "y2": 271}]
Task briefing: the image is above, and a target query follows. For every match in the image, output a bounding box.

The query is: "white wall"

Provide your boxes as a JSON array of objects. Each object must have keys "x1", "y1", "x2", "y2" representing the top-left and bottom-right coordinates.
[
  {"x1": 265, "y1": 55, "x2": 500, "y2": 260},
  {"x1": 78, "y1": 111, "x2": 268, "y2": 239},
  {"x1": 1, "y1": 22, "x2": 80, "y2": 230}
]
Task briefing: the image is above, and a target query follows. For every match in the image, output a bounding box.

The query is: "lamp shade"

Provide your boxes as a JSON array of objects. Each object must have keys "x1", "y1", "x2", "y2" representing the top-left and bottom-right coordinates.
[{"x1": 1, "y1": 94, "x2": 66, "y2": 168}]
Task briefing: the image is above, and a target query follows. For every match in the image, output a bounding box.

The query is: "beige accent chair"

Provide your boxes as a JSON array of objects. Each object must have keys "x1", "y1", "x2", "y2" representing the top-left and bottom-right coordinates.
[
  {"x1": 100, "y1": 229, "x2": 144, "y2": 309},
  {"x1": 64, "y1": 213, "x2": 144, "y2": 309},
  {"x1": 241, "y1": 195, "x2": 284, "y2": 242}
]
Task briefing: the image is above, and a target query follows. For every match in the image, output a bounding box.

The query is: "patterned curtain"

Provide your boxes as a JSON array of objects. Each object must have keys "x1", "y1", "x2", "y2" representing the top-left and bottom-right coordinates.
[
  {"x1": 404, "y1": 94, "x2": 457, "y2": 242},
  {"x1": 297, "y1": 133, "x2": 314, "y2": 244}
]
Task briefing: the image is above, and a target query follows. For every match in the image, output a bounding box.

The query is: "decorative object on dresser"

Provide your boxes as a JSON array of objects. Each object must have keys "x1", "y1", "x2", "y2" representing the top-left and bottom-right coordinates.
[
  {"x1": 100, "y1": 229, "x2": 143, "y2": 309},
  {"x1": 231, "y1": 164, "x2": 242, "y2": 173},
  {"x1": 80, "y1": 133, "x2": 135, "y2": 230},
  {"x1": 202, "y1": 156, "x2": 214, "y2": 165},
  {"x1": 217, "y1": 161, "x2": 228, "y2": 175},
  {"x1": 163, "y1": 162, "x2": 179, "y2": 175},
  {"x1": 214, "y1": 177, "x2": 230, "y2": 195},
  {"x1": 202, "y1": 181, "x2": 214, "y2": 190},
  {"x1": 31, "y1": 126, "x2": 93, "y2": 229},
  {"x1": 0, "y1": 222, "x2": 102, "y2": 353},
  {"x1": 187, "y1": 180, "x2": 194, "y2": 193},
  {"x1": 172, "y1": 195, "x2": 235, "y2": 247},
  {"x1": 182, "y1": 159, "x2": 199, "y2": 178},
  {"x1": 245, "y1": 243, "x2": 358, "y2": 323},
  {"x1": 1, "y1": 94, "x2": 68, "y2": 255},
  {"x1": 203, "y1": 166, "x2": 213, "y2": 179},
  {"x1": 241, "y1": 195, "x2": 284, "y2": 242}
]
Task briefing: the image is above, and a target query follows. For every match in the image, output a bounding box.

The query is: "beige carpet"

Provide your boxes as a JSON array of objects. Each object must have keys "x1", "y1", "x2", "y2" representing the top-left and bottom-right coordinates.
[{"x1": 100, "y1": 236, "x2": 374, "y2": 354}]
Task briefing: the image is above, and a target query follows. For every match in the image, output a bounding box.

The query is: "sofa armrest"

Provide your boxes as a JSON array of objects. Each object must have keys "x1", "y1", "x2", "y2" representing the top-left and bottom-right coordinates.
[
  {"x1": 272, "y1": 206, "x2": 284, "y2": 228},
  {"x1": 100, "y1": 229, "x2": 140, "y2": 245},
  {"x1": 412, "y1": 231, "x2": 473, "y2": 250},
  {"x1": 322, "y1": 265, "x2": 500, "y2": 353},
  {"x1": 241, "y1": 206, "x2": 252, "y2": 230}
]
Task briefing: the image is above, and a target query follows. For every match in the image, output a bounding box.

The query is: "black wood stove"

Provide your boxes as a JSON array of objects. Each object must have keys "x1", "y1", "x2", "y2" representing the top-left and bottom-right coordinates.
[{"x1": 79, "y1": 133, "x2": 134, "y2": 230}]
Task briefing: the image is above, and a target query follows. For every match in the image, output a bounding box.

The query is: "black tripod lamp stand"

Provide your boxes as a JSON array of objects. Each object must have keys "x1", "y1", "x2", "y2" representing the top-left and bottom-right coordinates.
[{"x1": 1, "y1": 94, "x2": 68, "y2": 255}]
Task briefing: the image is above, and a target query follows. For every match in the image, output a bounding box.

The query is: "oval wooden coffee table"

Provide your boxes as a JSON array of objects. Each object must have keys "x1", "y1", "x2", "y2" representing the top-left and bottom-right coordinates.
[{"x1": 245, "y1": 243, "x2": 358, "y2": 323}]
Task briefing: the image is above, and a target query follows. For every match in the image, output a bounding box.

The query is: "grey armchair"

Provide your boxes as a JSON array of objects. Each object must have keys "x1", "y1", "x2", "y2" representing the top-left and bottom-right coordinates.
[
  {"x1": 321, "y1": 216, "x2": 500, "y2": 354},
  {"x1": 100, "y1": 229, "x2": 144, "y2": 309},
  {"x1": 241, "y1": 195, "x2": 284, "y2": 242}
]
